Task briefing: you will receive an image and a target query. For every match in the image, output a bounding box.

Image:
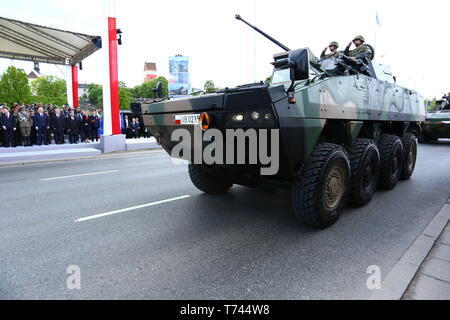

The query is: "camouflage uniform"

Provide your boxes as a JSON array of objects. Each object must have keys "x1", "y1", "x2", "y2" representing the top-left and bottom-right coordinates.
[
  {"x1": 444, "y1": 94, "x2": 450, "y2": 103},
  {"x1": 321, "y1": 41, "x2": 340, "y2": 59},
  {"x1": 321, "y1": 51, "x2": 340, "y2": 59},
  {"x1": 443, "y1": 95, "x2": 450, "y2": 109},
  {"x1": 345, "y1": 45, "x2": 373, "y2": 60},
  {"x1": 345, "y1": 35, "x2": 373, "y2": 60},
  {"x1": 18, "y1": 111, "x2": 32, "y2": 138}
]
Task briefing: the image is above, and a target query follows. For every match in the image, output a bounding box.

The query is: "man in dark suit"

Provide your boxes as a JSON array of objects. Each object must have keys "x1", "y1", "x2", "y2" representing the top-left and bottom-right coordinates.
[
  {"x1": 122, "y1": 114, "x2": 130, "y2": 138},
  {"x1": 80, "y1": 110, "x2": 91, "y2": 143},
  {"x1": 0, "y1": 106, "x2": 17, "y2": 148},
  {"x1": 76, "y1": 110, "x2": 84, "y2": 142},
  {"x1": 66, "y1": 110, "x2": 80, "y2": 144},
  {"x1": 90, "y1": 109, "x2": 100, "y2": 142},
  {"x1": 130, "y1": 118, "x2": 139, "y2": 139},
  {"x1": 34, "y1": 107, "x2": 49, "y2": 145},
  {"x1": 51, "y1": 108, "x2": 66, "y2": 144},
  {"x1": 45, "y1": 108, "x2": 52, "y2": 144},
  {"x1": 0, "y1": 105, "x2": 4, "y2": 147}
]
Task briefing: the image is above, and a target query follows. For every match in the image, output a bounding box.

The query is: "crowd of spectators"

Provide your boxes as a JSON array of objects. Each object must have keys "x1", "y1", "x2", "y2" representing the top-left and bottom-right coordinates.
[
  {"x1": 0, "y1": 103, "x2": 101, "y2": 148},
  {"x1": 0, "y1": 103, "x2": 154, "y2": 148}
]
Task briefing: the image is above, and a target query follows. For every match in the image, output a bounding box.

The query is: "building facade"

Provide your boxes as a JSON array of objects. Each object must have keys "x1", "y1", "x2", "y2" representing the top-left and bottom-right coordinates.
[{"x1": 144, "y1": 62, "x2": 157, "y2": 83}]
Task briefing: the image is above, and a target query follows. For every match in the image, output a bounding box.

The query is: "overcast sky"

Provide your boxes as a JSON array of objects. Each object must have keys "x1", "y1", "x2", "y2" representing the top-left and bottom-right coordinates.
[{"x1": 1, "y1": 0, "x2": 449, "y2": 99}]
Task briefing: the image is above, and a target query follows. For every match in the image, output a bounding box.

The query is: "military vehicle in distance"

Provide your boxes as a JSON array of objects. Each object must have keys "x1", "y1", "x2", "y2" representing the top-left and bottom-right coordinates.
[
  {"x1": 420, "y1": 100, "x2": 450, "y2": 143},
  {"x1": 141, "y1": 15, "x2": 425, "y2": 229}
]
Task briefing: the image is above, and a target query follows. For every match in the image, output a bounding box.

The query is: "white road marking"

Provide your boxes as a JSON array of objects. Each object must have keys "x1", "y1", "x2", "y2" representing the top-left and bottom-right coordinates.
[
  {"x1": 75, "y1": 195, "x2": 191, "y2": 222},
  {"x1": 41, "y1": 170, "x2": 120, "y2": 181}
]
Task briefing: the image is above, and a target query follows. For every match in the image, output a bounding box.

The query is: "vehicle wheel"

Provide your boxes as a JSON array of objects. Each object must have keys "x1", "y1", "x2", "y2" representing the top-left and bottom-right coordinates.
[
  {"x1": 348, "y1": 139, "x2": 380, "y2": 207},
  {"x1": 188, "y1": 164, "x2": 232, "y2": 194},
  {"x1": 292, "y1": 143, "x2": 350, "y2": 229},
  {"x1": 400, "y1": 133, "x2": 418, "y2": 180},
  {"x1": 378, "y1": 134, "x2": 403, "y2": 190}
]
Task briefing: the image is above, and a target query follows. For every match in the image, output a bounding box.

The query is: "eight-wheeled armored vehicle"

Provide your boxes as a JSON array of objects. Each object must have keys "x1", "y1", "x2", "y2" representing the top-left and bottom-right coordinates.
[
  {"x1": 141, "y1": 15, "x2": 425, "y2": 229},
  {"x1": 420, "y1": 100, "x2": 450, "y2": 143}
]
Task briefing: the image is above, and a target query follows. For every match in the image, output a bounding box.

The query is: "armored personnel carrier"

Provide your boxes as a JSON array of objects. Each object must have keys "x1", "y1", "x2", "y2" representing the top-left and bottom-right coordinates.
[
  {"x1": 420, "y1": 100, "x2": 450, "y2": 143},
  {"x1": 141, "y1": 15, "x2": 425, "y2": 229}
]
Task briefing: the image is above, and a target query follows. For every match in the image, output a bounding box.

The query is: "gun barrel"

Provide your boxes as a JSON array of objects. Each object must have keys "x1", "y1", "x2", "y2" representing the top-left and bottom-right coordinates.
[{"x1": 235, "y1": 14, "x2": 291, "y2": 52}]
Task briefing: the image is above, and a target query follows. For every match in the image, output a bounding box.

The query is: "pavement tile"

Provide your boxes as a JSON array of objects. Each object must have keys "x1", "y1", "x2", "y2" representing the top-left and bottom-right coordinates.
[
  {"x1": 423, "y1": 216, "x2": 449, "y2": 239},
  {"x1": 432, "y1": 243, "x2": 450, "y2": 262},
  {"x1": 403, "y1": 274, "x2": 450, "y2": 300},
  {"x1": 421, "y1": 258, "x2": 450, "y2": 283},
  {"x1": 437, "y1": 205, "x2": 450, "y2": 218},
  {"x1": 401, "y1": 234, "x2": 435, "y2": 267},
  {"x1": 440, "y1": 230, "x2": 450, "y2": 246}
]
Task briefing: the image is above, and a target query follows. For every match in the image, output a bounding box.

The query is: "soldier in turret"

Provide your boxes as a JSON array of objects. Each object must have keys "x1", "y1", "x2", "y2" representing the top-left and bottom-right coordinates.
[
  {"x1": 320, "y1": 41, "x2": 340, "y2": 59},
  {"x1": 442, "y1": 92, "x2": 450, "y2": 109},
  {"x1": 443, "y1": 92, "x2": 450, "y2": 103},
  {"x1": 344, "y1": 35, "x2": 373, "y2": 60}
]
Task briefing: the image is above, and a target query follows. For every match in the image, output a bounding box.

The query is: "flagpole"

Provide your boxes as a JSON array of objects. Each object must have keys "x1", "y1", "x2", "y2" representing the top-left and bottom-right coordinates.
[
  {"x1": 253, "y1": 0, "x2": 257, "y2": 83},
  {"x1": 374, "y1": 29, "x2": 377, "y2": 51},
  {"x1": 375, "y1": 12, "x2": 381, "y2": 52},
  {"x1": 374, "y1": 12, "x2": 378, "y2": 51}
]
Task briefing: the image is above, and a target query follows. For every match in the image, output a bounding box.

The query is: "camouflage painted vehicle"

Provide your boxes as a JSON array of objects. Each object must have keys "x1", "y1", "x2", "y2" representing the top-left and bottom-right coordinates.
[
  {"x1": 420, "y1": 100, "x2": 450, "y2": 143},
  {"x1": 141, "y1": 15, "x2": 425, "y2": 229}
]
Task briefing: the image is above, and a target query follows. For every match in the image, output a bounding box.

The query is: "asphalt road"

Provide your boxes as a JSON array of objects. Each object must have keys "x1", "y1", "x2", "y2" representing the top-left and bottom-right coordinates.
[{"x1": 1, "y1": 141, "x2": 450, "y2": 300}]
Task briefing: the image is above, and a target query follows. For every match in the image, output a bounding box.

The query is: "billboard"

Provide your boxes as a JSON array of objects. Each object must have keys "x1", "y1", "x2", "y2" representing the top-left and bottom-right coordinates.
[{"x1": 169, "y1": 56, "x2": 191, "y2": 96}]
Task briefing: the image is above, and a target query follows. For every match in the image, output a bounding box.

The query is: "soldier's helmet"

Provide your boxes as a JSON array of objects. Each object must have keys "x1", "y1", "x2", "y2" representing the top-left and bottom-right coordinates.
[
  {"x1": 329, "y1": 41, "x2": 339, "y2": 48},
  {"x1": 353, "y1": 35, "x2": 365, "y2": 42}
]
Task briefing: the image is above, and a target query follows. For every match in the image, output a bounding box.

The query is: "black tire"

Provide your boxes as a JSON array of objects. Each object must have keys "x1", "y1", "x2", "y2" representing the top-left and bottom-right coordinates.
[
  {"x1": 292, "y1": 143, "x2": 350, "y2": 229},
  {"x1": 400, "y1": 133, "x2": 418, "y2": 180},
  {"x1": 188, "y1": 164, "x2": 232, "y2": 194},
  {"x1": 378, "y1": 134, "x2": 403, "y2": 190},
  {"x1": 348, "y1": 139, "x2": 380, "y2": 207}
]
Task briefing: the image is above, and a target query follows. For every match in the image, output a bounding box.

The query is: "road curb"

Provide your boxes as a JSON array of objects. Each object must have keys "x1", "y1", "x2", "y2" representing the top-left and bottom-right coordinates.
[
  {"x1": 369, "y1": 201, "x2": 450, "y2": 300},
  {"x1": 0, "y1": 148, "x2": 164, "y2": 168}
]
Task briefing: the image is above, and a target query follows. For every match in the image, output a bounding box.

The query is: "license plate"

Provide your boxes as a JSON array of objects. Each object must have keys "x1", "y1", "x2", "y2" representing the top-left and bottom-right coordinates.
[{"x1": 174, "y1": 114, "x2": 200, "y2": 125}]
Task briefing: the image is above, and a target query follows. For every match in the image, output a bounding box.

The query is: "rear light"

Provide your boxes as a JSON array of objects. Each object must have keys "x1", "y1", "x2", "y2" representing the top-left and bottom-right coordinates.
[{"x1": 199, "y1": 112, "x2": 211, "y2": 130}]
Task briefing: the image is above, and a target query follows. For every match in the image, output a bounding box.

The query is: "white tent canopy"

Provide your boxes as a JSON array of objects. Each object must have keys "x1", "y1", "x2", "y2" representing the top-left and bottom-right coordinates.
[{"x1": 0, "y1": 16, "x2": 101, "y2": 65}]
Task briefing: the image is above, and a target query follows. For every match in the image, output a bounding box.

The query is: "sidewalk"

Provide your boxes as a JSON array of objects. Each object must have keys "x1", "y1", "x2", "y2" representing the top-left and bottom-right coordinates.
[
  {"x1": 371, "y1": 200, "x2": 450, "y2": 300},
  {"x1": 403, "y1": 219, "x2": 450, "y2": 300}
]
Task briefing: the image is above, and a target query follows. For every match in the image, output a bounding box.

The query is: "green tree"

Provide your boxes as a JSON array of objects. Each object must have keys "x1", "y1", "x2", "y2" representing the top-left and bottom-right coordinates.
[
  {"x1": 139, "y1": 81, "x2": 156, "y2": 98},
  {"x1": 88, "y1": 83, "x2": 103, "y2": 107},
  {"x1": 264, "y1": 76, "x2": 272, "y2": 84},
  {"x1": 204, "y1": 80, "x2": 216, "y2": 93},
  {"x1": 131, "y1": 85, "x2": 141, "y2": 99},
  {"x1": 119, "y1": 81, "x2": 132, "y2": 110},
  {"x1": 131, "y1": 76, "x2": 169, "y2": 99},
  {"x1": 31, "y1": 75, "x2": 67, "y2": 105},
  {"x1": 0, "y1": 66, "x2": 32, "y2": 106},
  {"x1": 425, "y1": 98, "x2": 437, "y2": 111}
]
